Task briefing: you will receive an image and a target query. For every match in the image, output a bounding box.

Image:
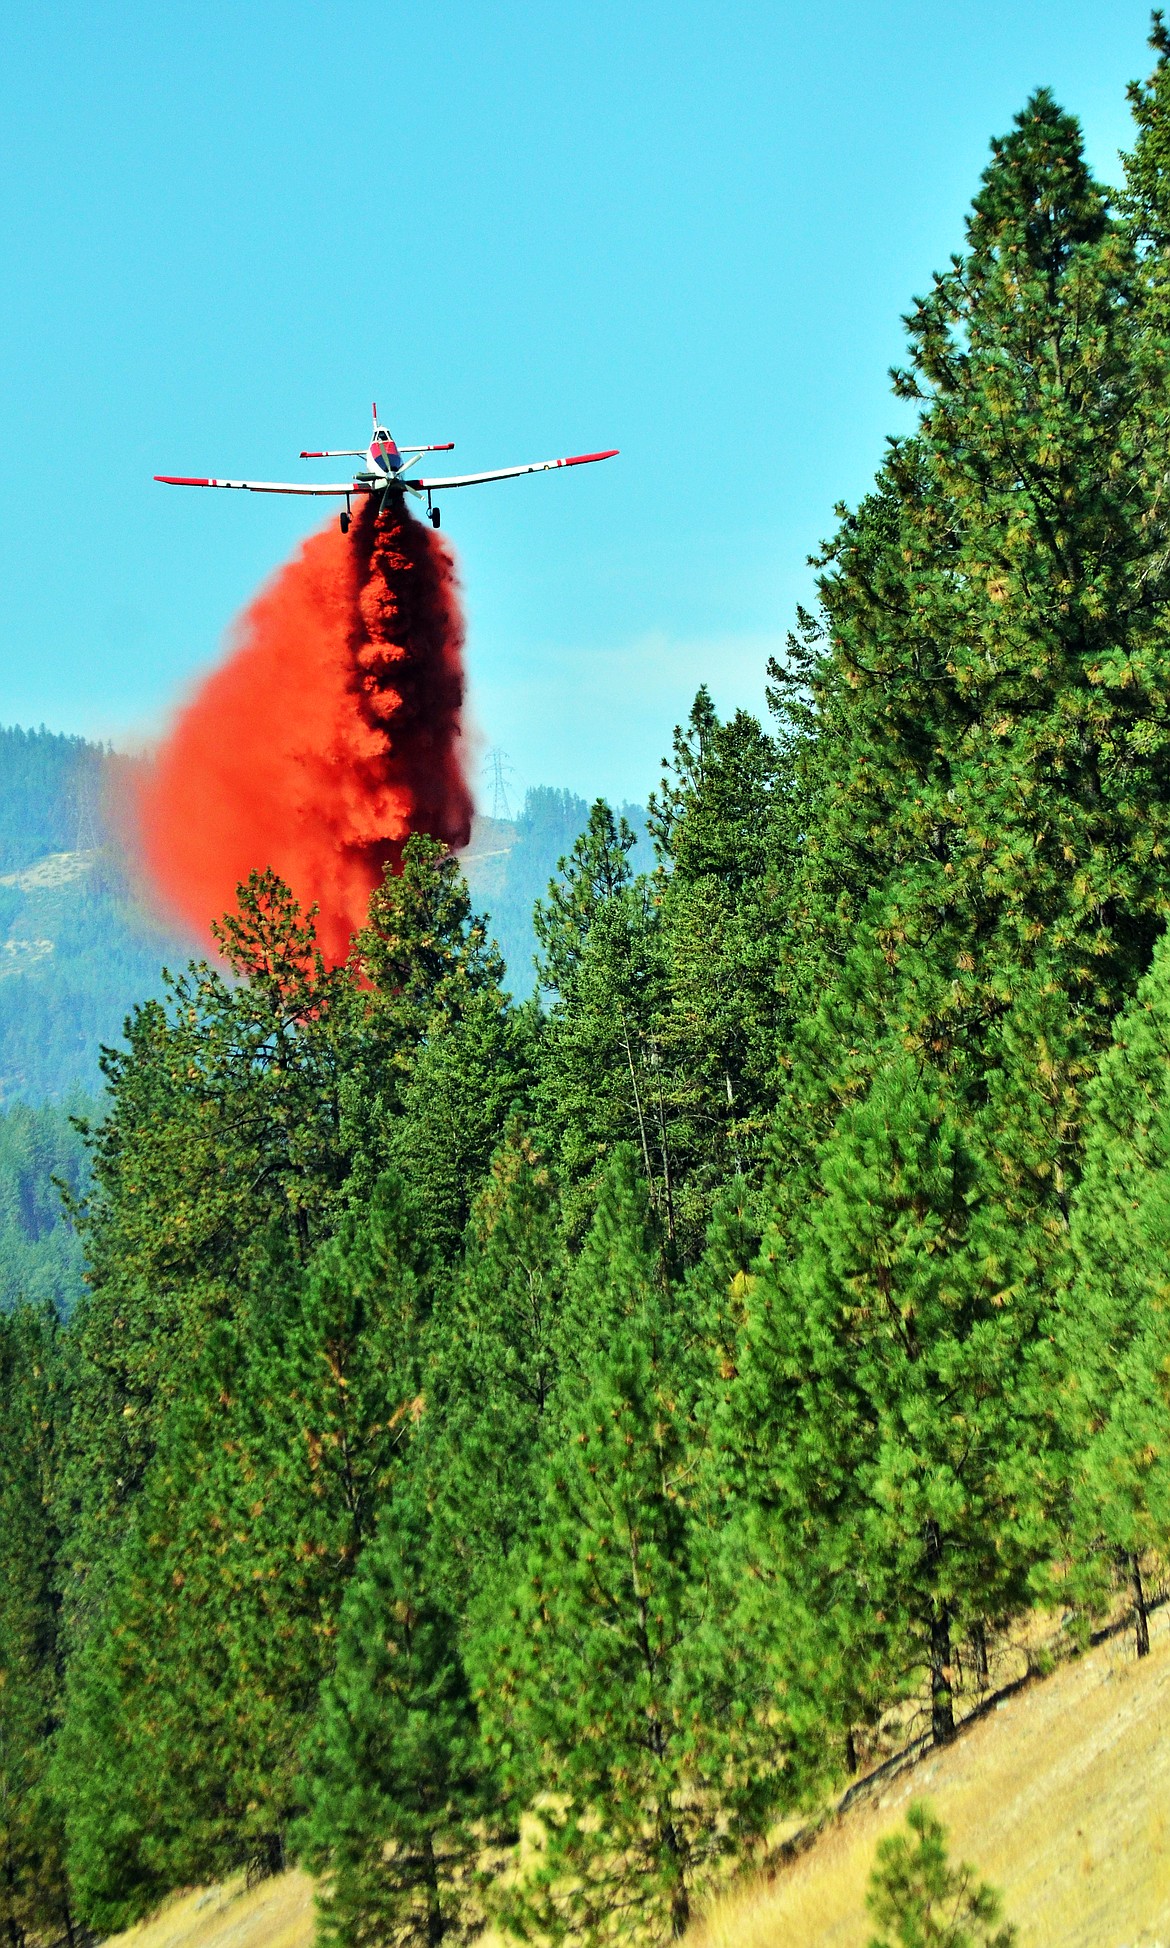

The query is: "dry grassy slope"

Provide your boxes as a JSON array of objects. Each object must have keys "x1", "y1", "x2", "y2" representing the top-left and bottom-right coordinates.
[
  {"x1": 697, "y1": 1604, "x2": 1170, "y2": 1948},
  {"x1": 106, "y1": 1871, "x2": 316, "y2": 1948},
  {"x1": 108, "y1": 1609, "x2": 1170, "y2": 1948}
]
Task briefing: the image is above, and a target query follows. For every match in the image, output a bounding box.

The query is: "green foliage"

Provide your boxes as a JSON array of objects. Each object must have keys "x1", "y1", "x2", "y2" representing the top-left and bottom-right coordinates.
[
  {"x1": 389, "y1": 987, "x2": 537, "y2": 1272},
  {"x1": 647, "y1": 690, "x2": 806, "y2": 1242},
  {"x1": 482, "y1": 1155, "x2": 780, "y2": 1945},
  {"x1": 773, "y1": 86, "x2": 1170, "y2": 1196},
  {"x1": 1058, "y1": 926, "x2": 1170, "y2": 1579},
  {"x1": 733, "y1": 1058, "x2": 1046, "y2": 1748},
  {"x1": 0, "y1": 1097, "x2": 90, "y2": 1316},
  {"x1": 422, "y1": 1126, "x2": 568, "y2": 1612},
  {"x1": 303, "y1": 1475, "x2": 501, "y2": 1948},
  {"x1": 534, "y1": 801, "x2": 675, "y2": 1240},
  {"x1": 59, "y1": 1178, "x2": 426, "y2": 1924},
  {"x1": 20, "y1": 46, "x2": 1170, "y2": 1948},
  {"x1": 0, "y1": 1302, "x2": 73, "y2": 1948},
  {"x1": 866, "y1": 1803, "x2": 1016, "y2": 1948},
  {"x1": 61, "y1": 870, "x2": 366, "y2": 1624}
]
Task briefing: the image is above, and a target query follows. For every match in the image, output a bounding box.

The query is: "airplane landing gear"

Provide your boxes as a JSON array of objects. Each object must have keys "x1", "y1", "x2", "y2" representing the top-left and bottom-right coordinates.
[
  {"x1": 339, "y1": 510, "x2": 350, "y2": 535},
  {"x1": 429, "y1": 506, "x2": 441, "y2": 529}
]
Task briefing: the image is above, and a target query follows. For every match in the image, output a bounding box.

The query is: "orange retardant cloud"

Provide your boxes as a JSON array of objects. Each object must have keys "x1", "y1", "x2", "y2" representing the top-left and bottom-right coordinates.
[{"x1": 133, "y1": 495, "x2": 473, "y2": 966}]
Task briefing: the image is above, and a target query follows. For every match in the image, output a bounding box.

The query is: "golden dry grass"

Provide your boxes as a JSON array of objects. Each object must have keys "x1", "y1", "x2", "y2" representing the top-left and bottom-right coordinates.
[
  {"x1": 107, "y1": 1869, "x2": 316, "y2": 1948},
  {"x1": 103, "y1": 1608, "x2": 1170, "y2": 1948},
  {"x1": 691, "y1": 1606, "x2": 1170, "y2": 1948}
]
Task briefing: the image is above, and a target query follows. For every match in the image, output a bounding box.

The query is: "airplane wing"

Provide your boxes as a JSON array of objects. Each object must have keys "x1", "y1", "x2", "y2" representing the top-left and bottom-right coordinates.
[
  {"x1": 154, "y1": 476, "x2": 373, "y2": 496},
  {"x1": 408, "y1": 448, "x2": 619, "y2": 491}
]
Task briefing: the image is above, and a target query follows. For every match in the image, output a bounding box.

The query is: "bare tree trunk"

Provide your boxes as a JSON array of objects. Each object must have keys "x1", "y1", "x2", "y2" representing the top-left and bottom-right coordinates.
[
  {"x1": 617, "y1": 1003, "x2": 656, "y2": 1196},
  {"x1": 657, "y1": 1810, "x2": 690, "y2": 1941},
  {"x1": 1130, "y1": 1552, "x2": 1151, "y2": 1660},
  {"x1": 652, "y1": 1078, "x2": 677, "y2": 1247},
  {"x1": 845, "y1": 1729, "x2": 859, "y2": 1775},
  {"x1": 423, "y1": 1835, "x2": 445, "y2": 1948},
  {"x1": 930, "y1": 1607, "x2": 956, "y2": 1743},
  {"x1": 670, "y1": 1879, "x2": 691, "y2": 1940},
  {"x1": 924, "y1": 1522, "x2": 955, "y2": 1744},
  {"x1": 725, "y1": 1070, "x2": 744, "y2": 1175},
  {"x1": 971, "y1": 1618, "x2": 990, "y2": 1690}
]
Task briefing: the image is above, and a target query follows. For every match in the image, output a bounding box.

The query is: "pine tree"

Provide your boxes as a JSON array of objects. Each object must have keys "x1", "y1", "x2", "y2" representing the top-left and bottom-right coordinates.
[
  {"x1": 422, "y1": 1125, "x2": 568, "y2": 1613},
  {"x1": 734, "y1": 1058, "x2": 1042, "y2": 1748},
  {"x1": 65, "y1": 845, "x2": 506, "y2": 1635},
  {"x1": 59, "y1": 1179, "x2": 425, "y2": 1920},
  {"x1": 533, "y1": 803, "x2": 675, "y2": 1240},
  {"x1": 772, "y1": 90, "x2": 1170, "y2": 1186},
  {"x1": 302, "y1": 1472, "x2": 500, "y2": 1948},
  {"x1": 0, "y1": 1303, "x2": 73, "y2": 1948},
  {"x1": 389, "y1": 989, "x2": 538, "y2": 1273},
  {"x1": 481, "y1": 1155, "x2": 780, "y2": 1944},
  {"x1": 1123, "y1": 12, "x2": 1170, "y2": 253},
  {"x1": 1057, "y1": 926, "x2": 1170, "y2": 1650},
  {"x1": 63, "y1": 871, "x2": 364, "y2": 1630},
  {"x1": 352, "y1": 833, "x2": 506, "y2": 1048},
  {"x1": 866, "y1": 1803, "x2": 1016, "y2": 1948},
  {"x1": 646, "y1": 692, "x2": 802, "y2": 1244}
]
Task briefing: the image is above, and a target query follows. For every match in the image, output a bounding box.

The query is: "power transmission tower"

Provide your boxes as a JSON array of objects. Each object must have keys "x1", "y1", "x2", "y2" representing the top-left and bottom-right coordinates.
[
  {"x1": 488, "y1": 747, "x2": 516, "y2": 822},
  {"x1": 71, "y1": 759, "x2": 101, "y2": 853}
]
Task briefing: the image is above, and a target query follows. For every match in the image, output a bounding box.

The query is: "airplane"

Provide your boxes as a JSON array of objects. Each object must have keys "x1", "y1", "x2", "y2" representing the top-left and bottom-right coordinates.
[{"x1": 155, "y1": 404, "x2": 619, "y2": 532}]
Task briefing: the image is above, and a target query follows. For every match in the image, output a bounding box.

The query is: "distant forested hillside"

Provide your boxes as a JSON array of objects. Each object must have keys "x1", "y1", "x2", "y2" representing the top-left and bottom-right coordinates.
[
  {"x1": 0, "y1": 726, "x2": 194, "y2": 1316},
  {"x1": 0, "y1": 726, "x2": 194, "y2": 1105},
  {"x1": 0, "y1": 725, "x2": 105, "y2": 871},
  {"x1": 0, "y1": 1099, "x2": 88, "y2": 1316},
  {"x1": 462, "y1": 786, "x2": 652, "y2": 995}
]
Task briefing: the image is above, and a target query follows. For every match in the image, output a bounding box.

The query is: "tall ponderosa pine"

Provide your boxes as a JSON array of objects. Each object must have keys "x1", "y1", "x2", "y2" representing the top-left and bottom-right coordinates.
[
  {"x1": 483, "y1": 1155, "x2": 779, "y2": 1944},
  {"x1": 349, "y1": 833, "x2": 528, "y2": 1259},
  {"x1": 59, "y1": 1179, "x2": 426, "y2": 1924},
  {"x1": 774, "y1": 90, "x2": 1170, "y2": 1172},
  {"x1": 1123, "y1": 13, "x2": 1170, "y2": 256},
  {"x1": 734, "y1": 1059, "x2": 1043, "y2": 1748},
  {"x1": 302, "y1": 1473, "x2": 501, "y2": 1948},
  {"x1": 534, "y1": 803, "x2": 676, "y2": 1240},
  {"x1": 0, "y1": 1304, "x2": 73, "y2": 1948},
  {"x1": 63, "y1": 873, "x2": 364, "y2": 1626},
  {"x1": 422, "y1": 1126, "x2": 568, "y2": 1614},
  {"x1": 722, "y1": 87, "x2": 1170, "y2": 1757},
  {"x1": 647, "y1": 691, "x2": 800, "y2": 1245},
  {"x1": 66, "y1": 844, "x2": 509, "y2": 1624},
  {"x1": 1057, "y1": 926, "x2": 1170, "y2": 1649}
]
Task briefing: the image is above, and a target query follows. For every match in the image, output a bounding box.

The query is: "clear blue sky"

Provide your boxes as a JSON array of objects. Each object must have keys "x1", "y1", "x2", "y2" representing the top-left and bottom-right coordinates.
[{"x1": 0, "y1": 1, "x2": 1152, "y2": 806}]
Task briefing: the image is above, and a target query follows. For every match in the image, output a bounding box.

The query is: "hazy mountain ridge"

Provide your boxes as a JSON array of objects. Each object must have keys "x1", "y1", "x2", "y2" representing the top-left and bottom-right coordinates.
[
  {"x1": 0, "y1": 727, "x2": 194, "y2": 1105},
  {"x1": 461, "y1": 788, "x2": 652, "y2": 997}
]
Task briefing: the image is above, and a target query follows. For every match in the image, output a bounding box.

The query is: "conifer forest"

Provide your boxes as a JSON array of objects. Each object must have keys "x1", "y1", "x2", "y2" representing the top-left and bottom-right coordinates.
[{"x1": 12, "y1": 31, "x2": 1170, "y2": 1948}]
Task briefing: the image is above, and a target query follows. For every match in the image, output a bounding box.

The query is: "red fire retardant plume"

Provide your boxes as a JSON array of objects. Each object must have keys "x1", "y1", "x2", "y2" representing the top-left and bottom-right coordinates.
[{"x1": 134, "y1": 497, "x2": 474, "y2": 965}]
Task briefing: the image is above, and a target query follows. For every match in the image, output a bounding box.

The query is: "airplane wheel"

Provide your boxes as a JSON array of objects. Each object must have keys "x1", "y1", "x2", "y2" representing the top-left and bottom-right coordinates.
[
  {"x1": 339, "y1": 511, "x2": 350, "y2": 535},
  {"x1": 430, "y1": 507, "x2": 441, "y2": 529}
]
